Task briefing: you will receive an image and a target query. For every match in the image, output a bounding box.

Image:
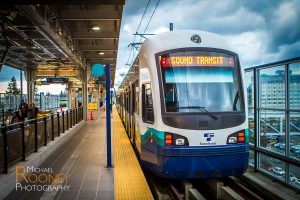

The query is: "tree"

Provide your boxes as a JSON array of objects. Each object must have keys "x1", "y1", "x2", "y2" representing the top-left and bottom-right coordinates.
[{"x1": 6, "y1": 76, "x2": 21, "y2": 95}]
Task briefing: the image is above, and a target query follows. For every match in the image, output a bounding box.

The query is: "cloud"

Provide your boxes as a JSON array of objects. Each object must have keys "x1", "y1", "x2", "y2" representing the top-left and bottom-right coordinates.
[
  {"x1": 224, "y1": 31, "x2": 276, "y2": 67},
  {"x1": 115, "y1": 0, "x2": 300, "y2": 87},
  {"x1": 37, "y1": 85, "x2": 66, "y2": 95},
  {"x1": 276, "y1": 41, "x2": 300, "y2": 60},
  {"x1": 268, "y1": 0, "x2": 300, "y2": 51},
  {"x1": 0, "y1": 82, "x2": 9, "y2": 93}
]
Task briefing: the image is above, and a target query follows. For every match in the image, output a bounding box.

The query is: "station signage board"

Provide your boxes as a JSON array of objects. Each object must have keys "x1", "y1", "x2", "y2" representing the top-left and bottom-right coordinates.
[
  {"x1": 95, "y1": 80, "x2": 105, "y2": 84},
  {"x1": 46, "y1": 77, "x2": 69, "y2": 84},
  {"x1": 88, "y1": 103, "x2": 98, "y2": 110},
  {"x1": 34, "y1": 81, "x2": 48, "y2": 86}
]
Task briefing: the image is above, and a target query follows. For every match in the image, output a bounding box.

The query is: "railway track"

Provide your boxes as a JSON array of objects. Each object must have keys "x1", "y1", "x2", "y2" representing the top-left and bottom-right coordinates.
[
  {"x1": 145, "y1": 172, "x2": 291, "y2": 200},
  {"x1": 119, "y1": 111, "x2": 299, "y2": 200}
]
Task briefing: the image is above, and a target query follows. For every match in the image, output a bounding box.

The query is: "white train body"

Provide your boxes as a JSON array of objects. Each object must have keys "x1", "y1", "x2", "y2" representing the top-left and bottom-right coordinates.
[{"x1": 117, "y1": 30, "x2": 249, "y2": 179}]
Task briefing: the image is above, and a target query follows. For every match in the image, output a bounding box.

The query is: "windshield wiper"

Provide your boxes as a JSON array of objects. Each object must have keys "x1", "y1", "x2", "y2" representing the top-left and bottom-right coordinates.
[{"x1": 169, "y1": 106, "x2": 218, "y2": 120}]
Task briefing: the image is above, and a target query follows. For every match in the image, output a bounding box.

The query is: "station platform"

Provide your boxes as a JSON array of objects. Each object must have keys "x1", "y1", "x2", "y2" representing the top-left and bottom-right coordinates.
[{"x1": 4, "y1": 107, "x2": 153, "y2": 200}]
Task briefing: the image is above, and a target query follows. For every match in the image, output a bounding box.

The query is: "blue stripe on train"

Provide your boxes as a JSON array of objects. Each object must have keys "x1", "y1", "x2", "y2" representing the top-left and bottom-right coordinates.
[{"x1": 141, "y1": 143, "x2": 249, "y2": 179}]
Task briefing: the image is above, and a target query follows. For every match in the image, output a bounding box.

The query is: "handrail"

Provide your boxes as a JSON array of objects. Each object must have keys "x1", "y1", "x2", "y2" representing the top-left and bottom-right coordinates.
[
  {"x1": 245, "y1": 56, "x2": 300, "y2": 71},
  {"x1": 0, "y1": 106, "x2": 83, "y2": 173}
]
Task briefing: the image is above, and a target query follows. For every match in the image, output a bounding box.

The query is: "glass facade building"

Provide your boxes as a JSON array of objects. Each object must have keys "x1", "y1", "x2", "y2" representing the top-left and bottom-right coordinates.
[{"x1": 245, "y1": 57, "x2": 300, "y2": 189}]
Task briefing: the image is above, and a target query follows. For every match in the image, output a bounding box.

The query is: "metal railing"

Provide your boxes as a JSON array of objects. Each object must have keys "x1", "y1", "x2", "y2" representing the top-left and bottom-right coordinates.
[
  {"x1": 245, "y1": 56, "x2": 300, "y2": 189},
  {"x1": 34, "y1": 94, "x2": 68, "y2": 110},
  {"x1": 0, "y1": 107, "x2": 84, "y2": 173},
  {"x1": 0, "y1": 93, "x2": 28, "y2": 111}
]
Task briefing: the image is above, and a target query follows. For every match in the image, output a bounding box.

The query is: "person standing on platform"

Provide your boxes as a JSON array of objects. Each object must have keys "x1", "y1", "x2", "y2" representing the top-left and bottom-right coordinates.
[
  {"x1": 19, "y1": 99, "x2": 28, "y2": 121},
  {"x1": 28, "y1": 103, "x2": 39, "y2": 120},
  {"x1": 10, "y1": 111, "x2": 21, "y2": 124}
]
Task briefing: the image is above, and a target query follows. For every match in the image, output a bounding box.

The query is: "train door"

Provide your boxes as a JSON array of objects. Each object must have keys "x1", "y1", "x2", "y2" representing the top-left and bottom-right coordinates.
[
  {"x1": 125, "y1": 90, "x2": 129, "y2": 132},
  {"x1": 120, "y1": 93, "x2": 123, "y2": 121},
  {"x1": 131, "y1": 82, "x2": 137, "y2": 145},
  {"x1": 128, "y1": 87, "x2": 132, "y2": 140},
  {"x1": 140, "y1": 83, "x2": 155, "y2": 163},
  {"x1": 135, "y1": 81, "x2": 141, "y2": 154},
  {"x1": 124, "y1": 91, "x2": 127, "y2": 127},
  {"x1": 142, "y1": 83, "x2": 154, "y2": 123},
  {"x1": 122, "y1": 93, "x2": 125, "y2": 122},
  {"x1": 121, "y1": 93, "x2": 124, "y2": 121},
  {"x1": 127, "y1": 90, "x2": 130, "y2": 134}
]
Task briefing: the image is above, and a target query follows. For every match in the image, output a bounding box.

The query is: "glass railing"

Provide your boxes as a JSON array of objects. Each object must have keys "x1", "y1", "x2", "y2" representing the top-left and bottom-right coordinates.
[{"x1": 245, "y1": 57, "x2": 300, "y2": 189}]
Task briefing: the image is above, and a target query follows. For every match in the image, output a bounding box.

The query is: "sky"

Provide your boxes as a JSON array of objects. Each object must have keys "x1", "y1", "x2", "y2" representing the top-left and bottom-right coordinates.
[
  {"x1": 0, "y1": 65, "x2": 66, "y2": 95},
  {"x1": 114, "y1": 0, "x2": 300, "y2": 88},
  {"x1": 0, "y1": 66, "x2": 24, "y2": 94},
  {"x1": 1, "y1": 0, "x2": 299, "y2": 94}
]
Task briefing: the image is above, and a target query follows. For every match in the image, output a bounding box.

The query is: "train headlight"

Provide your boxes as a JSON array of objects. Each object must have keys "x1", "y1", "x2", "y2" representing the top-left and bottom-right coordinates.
[
  {"x1": 227, "y1": 130, "x2": 246, "y2": 144},
  {"x1": 228, "y1": 136, "x2": 237, "y2": 144},
  {"x1": 175, "y1": 138, "x2": 185, "y2": 145},
  {"x1": 165, "y1": 132, "x2": 189, "y2": 146}
]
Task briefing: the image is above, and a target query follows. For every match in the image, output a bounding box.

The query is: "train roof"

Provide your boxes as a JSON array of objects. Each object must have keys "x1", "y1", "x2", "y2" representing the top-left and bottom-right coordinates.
[
  {"x1": 141, "y1": 30, "x2": 233, "y2": 53},
  {"x1": 118, "y1": 30, "x2": 234, "y2": 91}
]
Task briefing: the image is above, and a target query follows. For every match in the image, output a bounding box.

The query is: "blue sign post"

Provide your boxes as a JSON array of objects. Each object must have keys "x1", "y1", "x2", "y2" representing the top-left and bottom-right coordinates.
[
  {"x1": 92, "y1": 64, "x2": 105, "y2": 77},
  {"x1": 105, "y1": 64, "x2": 112, "y2": 167},
  {"x1": 92, "y1": 63, "x2": 111, "y2": 167}
]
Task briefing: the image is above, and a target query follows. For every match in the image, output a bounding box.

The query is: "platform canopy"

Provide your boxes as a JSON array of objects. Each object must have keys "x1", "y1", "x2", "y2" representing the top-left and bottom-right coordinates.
[{"x1": 0, "y1": 0, "x2": 125, "y2": 85}]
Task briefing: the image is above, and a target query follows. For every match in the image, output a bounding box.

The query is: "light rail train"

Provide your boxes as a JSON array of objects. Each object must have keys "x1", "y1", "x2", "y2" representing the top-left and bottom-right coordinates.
[{"x1": 116, "y1": 30, "x2": 249, "y2": 179}]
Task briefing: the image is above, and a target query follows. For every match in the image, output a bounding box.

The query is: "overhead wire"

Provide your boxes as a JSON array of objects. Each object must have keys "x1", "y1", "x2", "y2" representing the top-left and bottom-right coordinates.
[
  {"x1": 118, "y1": 0, "x2": 161, "y2": 88},
  {"x1": 129, "y1": 0, "x2": 161, "y2": 65},
  {"x1": 124, "y1": 0, "x2": 151, "y2": 67},
  {"x1": 143, "y1": 0, "x2": 161, "y2": 35}
]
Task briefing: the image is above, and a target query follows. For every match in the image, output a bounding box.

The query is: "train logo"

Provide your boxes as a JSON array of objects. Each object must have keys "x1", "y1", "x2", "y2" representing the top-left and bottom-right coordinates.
[
  {"x1": 204, "y1": 133, "x2": 214, "y2": 142},
  {"x1": 200, "y1": 133, "x2": 216, "y2": 145}
]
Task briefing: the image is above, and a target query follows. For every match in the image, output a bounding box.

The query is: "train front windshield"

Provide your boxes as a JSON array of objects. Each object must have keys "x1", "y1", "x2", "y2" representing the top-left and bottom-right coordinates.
[{"x1": 159, "y1": 51, "x2": 243, "y2": 113}]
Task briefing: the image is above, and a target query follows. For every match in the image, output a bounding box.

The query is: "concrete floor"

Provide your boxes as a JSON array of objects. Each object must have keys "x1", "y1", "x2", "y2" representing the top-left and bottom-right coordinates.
[{"x1": 6, "y1": 110, "x2": 113, "y2": 200}]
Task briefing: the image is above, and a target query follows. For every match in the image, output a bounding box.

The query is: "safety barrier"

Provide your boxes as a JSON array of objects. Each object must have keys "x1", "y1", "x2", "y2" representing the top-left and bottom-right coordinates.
[
  {"x1": 245, "y1": 56, "x2": 300, "y2": 190},
  {"x1": 0, "y1": 107, "x2": 84, "y2": 173}
]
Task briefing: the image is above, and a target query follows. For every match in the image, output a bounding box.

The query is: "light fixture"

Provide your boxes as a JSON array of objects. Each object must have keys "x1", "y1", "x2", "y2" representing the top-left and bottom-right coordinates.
[
  {"x1": 191, "y1": 34, "x2": 201, "y2": 43},
  {"x1": 98, "y1": 52, "x2": 105, "y2": 55},
  {"x1": 92, "y1": 25, "x2": 100, "y2": 31}
]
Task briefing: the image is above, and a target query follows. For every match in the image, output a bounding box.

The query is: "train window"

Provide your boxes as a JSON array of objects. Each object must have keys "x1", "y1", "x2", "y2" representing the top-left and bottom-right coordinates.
[
  {"x1": 159, "y1": 51, "x2": 243, "y2": 113},
  {"x1": 142, "y1": 83, "x2": 154, "y2": 123}
]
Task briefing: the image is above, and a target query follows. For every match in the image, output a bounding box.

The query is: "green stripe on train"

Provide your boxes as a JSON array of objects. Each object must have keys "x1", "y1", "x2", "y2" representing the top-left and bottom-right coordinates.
[
  {"x1": 245, "y1": 128, "x2": 249, "y2": 143},
  {"x1": 141, "y1": 128, "x2": 165, "y2": 146}
]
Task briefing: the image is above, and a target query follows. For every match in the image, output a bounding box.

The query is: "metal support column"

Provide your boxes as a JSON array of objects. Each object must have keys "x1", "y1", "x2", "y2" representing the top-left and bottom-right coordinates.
[
  {"x1": 105, "y1": 64, "x2": 112, "y2": 167},
  {"x1": 254, "y1": 68, "x2": 258, "y2": 172},
  {"x1": 285, "y1": 63, "x2": 290, "y2": 182},
  {"x1": 20, "y1": 70, "x2": 23, "y2": 102},
  {"x1": 83, "y1": 67, "x2": 88, "y2": 121},
  {"x1": 0, "y1": 42, "x2": 9, "y2": 72},
  {"x1": 26, "y1": 68, "x2": 35, "y2": 105}
]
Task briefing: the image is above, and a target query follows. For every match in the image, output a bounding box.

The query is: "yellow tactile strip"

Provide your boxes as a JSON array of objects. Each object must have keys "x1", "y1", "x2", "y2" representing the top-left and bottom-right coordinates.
[{"x1": 113, "y1": 107, "x2": 154, "y2": 200}]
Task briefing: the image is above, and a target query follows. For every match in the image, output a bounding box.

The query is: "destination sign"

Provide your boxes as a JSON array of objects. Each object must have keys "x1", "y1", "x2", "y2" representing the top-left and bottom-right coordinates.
[
  {"x1": 46, "y1": 77, "x2": 69, "y2": 84},
  {"x1": 162, "y1": 56, "x2": 234, "y2": 67}
]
